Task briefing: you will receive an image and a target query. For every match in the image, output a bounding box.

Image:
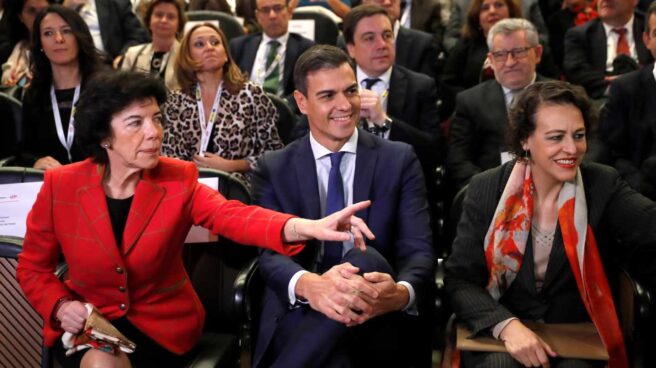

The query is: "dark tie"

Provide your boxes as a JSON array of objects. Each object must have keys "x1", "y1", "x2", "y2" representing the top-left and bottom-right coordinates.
[
  {"x1": 362, "y1": 77, "x2": 380, "y2": 90},
  {"x1": 322, "y1": 152, "x2": 346, "y2": 271},
  {"x1": 613, "y1": 28, "x2": 630, "y2": 56},
  {"x1": 263, "y1": 40, "x2": 281, "y2": 94}
]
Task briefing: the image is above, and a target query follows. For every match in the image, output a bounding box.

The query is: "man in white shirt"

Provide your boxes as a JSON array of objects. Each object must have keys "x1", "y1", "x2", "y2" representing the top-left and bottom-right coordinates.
[
  {"x1": 229, "y1": 0, "x2": 314, "y2": 97},
  {"x1": 250, "y1": 44, "x2": 435, "y2": 368},
  {"x1": 564, "y1": 0, "x2": 653, "y2": 99}
]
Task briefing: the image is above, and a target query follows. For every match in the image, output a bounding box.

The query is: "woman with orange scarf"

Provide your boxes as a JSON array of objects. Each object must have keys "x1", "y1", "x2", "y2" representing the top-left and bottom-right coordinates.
[{"x1": 445, "y1": 80, "x2": 656, "y2": 368}]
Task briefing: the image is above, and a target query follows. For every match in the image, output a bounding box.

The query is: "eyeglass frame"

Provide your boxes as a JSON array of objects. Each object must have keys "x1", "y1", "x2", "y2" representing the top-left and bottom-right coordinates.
[
  {"x1": 256, "y1": 4, "x2": 288, "y2": 14},
  {"x1": 489, "y1": 46, "x2": 537, "y2": 62}
]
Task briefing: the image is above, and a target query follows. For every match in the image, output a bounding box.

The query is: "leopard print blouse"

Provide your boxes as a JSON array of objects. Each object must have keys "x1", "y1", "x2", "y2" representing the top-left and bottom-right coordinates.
[{"x1": 162, "y1": 82, "x2": 284, "y2": 170}]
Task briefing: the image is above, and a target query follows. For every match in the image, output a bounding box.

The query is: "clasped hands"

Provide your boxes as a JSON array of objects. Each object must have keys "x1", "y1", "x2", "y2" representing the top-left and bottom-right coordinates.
[
  {"x1": 359, "y1": 89, "x2": 388, "y2": 126},
  {"x1": 295, "y1": 263, "x2": 409, "y2": 327}
]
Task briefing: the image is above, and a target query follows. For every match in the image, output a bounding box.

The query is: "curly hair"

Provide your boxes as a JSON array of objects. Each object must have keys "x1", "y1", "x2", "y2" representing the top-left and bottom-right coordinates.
[
  {"x1": 75, "y1": 70, "x2": 168, "y2": 165},
  {"x1": 175, "y1": 22, "x2": 247, "y2": 94},
  {"x1": 506, "y1": 80, "x2": 597, "y2": 159}
]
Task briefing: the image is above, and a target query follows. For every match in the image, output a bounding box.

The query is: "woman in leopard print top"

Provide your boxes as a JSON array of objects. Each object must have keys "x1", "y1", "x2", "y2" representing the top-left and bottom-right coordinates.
[{"x1": 162, "y1": 23, "x2": 283, "y2": 182}]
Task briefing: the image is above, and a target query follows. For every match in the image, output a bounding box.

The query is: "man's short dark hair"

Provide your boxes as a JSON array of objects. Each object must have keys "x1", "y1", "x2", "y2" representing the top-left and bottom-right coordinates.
[
  {"x1": 293, "y1": 45, "x2": 353, "y2": 96},
  {"x1": 75, "y1": 70, "x2": 168, "y2": 165},
  {"x1": 343, "y1": 4, "x2": 391, "y2": 45},
  {"x1": 646, "y1": 2, "x2": 656, "y2": 34}
]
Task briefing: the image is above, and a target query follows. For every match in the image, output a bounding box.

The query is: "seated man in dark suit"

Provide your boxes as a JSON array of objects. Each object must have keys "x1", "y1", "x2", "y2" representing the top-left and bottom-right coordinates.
[
  {"x1": 564, "y1": 0, "x2": 653, "y2": 99},
  {"x1": 229, "y1": 0, "x2": 315, "y2": 97},
  {"x1": 601, "y1": 2, "x2": 656, "y2": 199},
  {"x1": 359, "y1": 0, "x2": 440, "y2": 79},
  {"x1": 447, "y1": 18, "x2": 545, "y2": 191},
  {"x1": 251, "y1": 44, "x2": 435, "y2": 368},
  {"x1": 62, "y1": 0, "x2": 149, "y2": 65}
]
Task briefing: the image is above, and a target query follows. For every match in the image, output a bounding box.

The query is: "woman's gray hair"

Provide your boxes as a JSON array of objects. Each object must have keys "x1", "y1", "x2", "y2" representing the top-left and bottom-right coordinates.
[{"x1": 486, "y1": 18, "x2": 539, "y2": 50}]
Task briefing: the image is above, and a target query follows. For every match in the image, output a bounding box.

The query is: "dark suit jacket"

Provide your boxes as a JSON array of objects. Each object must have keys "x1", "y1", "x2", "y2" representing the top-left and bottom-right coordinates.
[
  {"x1": 395, "y1": 27, "x2": 439, "y2": 79},
  {"x1": 563, "y1": 14, "x2": 653, "y2": 99},
  {"x1": 445, "y1": 160, "x2": 656, "y2": 336},
  {"x1": 229, "y1": 32, "x2": 315, "y2": 96},
  {"x1": 410, "y1": 0, "x2": 444, "y2": 36},
  {"x1": 16, "y1": 157, "x2": 303, "y2": 353},
  {"x1": 97, "y1": 0, "x2": 149, "y2": 60},
  {"x1": 251, "y1": 130, "x2": 435, "y2": 367},
  {"x1": 601, "y1": 64, "x2": 656, "y2": 198},
  {"x1": 446, "y1": 77, "x2": 543, "y2": 189}
]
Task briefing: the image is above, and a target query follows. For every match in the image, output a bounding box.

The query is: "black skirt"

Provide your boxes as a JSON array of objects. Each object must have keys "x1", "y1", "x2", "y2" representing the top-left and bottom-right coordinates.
[{"x1": 53, "y1": 317, "x2": 197, "y2": 368}]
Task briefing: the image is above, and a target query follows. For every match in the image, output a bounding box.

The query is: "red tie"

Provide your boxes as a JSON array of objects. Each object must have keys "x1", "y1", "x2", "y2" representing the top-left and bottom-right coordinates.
[{"x1": 613, "y1": 28, "x2": 630, "y2": 56}]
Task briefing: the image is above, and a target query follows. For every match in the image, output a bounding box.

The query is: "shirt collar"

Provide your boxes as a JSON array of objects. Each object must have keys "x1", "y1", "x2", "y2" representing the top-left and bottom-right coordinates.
[
  {"x1": 309, "y1": 129, "x2": 358, "y2": 160},
  {"x1": 356, "y1": 66, "x2": 393, "y2": 89},
  {"x1": 262, "y1": 32, "x2": 290, "y2": 46},
  {"x1": 393, "y1": 20, "x2": 401, "y2": 40},
  {"x1": 602, "y1": 15, "x2": 635, "y2": 38}
]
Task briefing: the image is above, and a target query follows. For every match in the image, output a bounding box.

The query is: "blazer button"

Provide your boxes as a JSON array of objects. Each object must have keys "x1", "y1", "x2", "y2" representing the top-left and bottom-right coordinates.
[
  {"x1": 118, "y1": 286, "x2": 126, "y2": 292},
  {"x1": 119, "y1": 303, "x2": 127, "y2": 310},
  {"x1": 116, "y1": 267, "x2": 124, "y2": 274}
]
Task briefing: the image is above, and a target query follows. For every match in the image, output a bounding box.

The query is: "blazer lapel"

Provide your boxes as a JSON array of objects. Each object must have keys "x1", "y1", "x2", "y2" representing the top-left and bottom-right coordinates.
[
  {"x1": 591, "y1": 21, "x2": 607, "y2": 71},
  {"x1": 635, "y1": 17, "x2": 653, "y2": 64},
  {"x1": 352, "y1": 130, "x2": 378, "y2": 223},
  {"x1": 121, "y1": 175, "x2": 166, "y2": 255},
  {"x1": 77, "y1": 167, "x2": 121, "y2": 263},
  {"x1": 387, "y1": 67, "x2": 407, "y2": 120},
  {"x1": 283, "y1": 37, "x2": 299, "y2": 93},
  {"x1": 242, "y1": 35, "x2": 261, "y2": 78},
  {"x1": 295, "y1": 137, "x2": 321, "y2": 219},
  {"x1": 95, "y1": 0, "x2": 111, "y2": 51}
]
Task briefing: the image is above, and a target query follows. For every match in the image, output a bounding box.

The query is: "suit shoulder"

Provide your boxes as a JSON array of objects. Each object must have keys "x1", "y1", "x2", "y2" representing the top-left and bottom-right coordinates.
[
  {"x1": 611, "y1": 66, "x2": 649, "y2": 91},
  {"x1": 568, "y1": 18, "x2": 601, "y2": 36},
  {"x1": 289, "y1": 33, "x2": 315, "y2": 48},
  {"x1": 259, "y1": 137, "x2": 305, "y2": 168},
  {"x1": 229, "y1": 33, "x2": 258, "y2": 46},
  {"x1": 459, "y1": 80, "x2": 499, "y2": 100},
  {"x1": 402, "y1": 27, "x2": 433, "y2": 43},
  {"x1": 395, "y1": 64, "x2": 435, "y2": 87}
]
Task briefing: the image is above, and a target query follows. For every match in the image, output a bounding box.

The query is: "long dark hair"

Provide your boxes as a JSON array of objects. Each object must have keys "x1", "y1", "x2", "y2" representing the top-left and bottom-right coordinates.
[
  {"x1": 28, "y1": 5, "x2": 103, "y2": 102},
  {"x1": 5, "y1": 0, "x2": 53, "y2": 44}
]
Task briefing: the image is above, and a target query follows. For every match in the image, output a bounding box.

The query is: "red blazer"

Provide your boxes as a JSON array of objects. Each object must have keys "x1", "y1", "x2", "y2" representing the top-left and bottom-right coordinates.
[{"x1": 17, "y1": 157, "x2": 303, "y2": 354}]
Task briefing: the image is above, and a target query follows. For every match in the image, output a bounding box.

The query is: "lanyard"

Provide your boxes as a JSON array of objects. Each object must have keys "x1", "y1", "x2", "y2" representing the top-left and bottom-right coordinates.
[
  {"x1": 50, "y1": 84, "x2": 81, "y2": 162},
  {"x1": 257, "y1": 42, "x2": 286, "y2": 82},
  {"x1": 195, "y1": 82, "x2": 223, "y2": 155}
]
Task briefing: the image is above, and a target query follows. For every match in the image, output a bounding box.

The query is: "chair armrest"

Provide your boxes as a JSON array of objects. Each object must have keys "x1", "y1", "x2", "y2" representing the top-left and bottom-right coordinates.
[{"x1": 618, "y1": 267, "x2": 653, "y2": 336}]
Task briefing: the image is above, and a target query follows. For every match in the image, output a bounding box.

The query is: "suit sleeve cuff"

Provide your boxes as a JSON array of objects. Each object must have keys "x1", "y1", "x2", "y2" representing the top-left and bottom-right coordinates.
[
  {"x1": 397, "y1": 281, "x2": 418, "y2": 315},
  {"x1": 288, "y1": 270, "x2": 309, "y2": 305}
]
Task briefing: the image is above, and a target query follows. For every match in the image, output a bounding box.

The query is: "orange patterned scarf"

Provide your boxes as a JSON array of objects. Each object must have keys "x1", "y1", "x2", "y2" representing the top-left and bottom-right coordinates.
[{"x1": 484, "y1": 161, "x2": 628, "y2": 367}]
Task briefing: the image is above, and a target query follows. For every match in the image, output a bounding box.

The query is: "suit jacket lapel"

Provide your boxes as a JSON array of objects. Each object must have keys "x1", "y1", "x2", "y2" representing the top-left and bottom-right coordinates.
[
  {"x1": 121, "y1": 178, "x2": 166, "y2": 255},
  {"x1": 592, "y1": 21, "x2": 607, "y2": 71},
  {"x1": 95, "y1": 0, "x2": 111, "y2": 51},
  {"x1": 634, "y1": 17, "x2": 652, "y2": 64},
  {"x1": 352, "y1": 130, "x2": 377, "y2": 223},
  {"x1": 283, "y1": 37, "x2": 299, "y2": 93},
  {"x1": 388, "y1": 67, "x2": 407, "y2": 121},
  {"x1": 295, "y1": 137, "x2": 321, "y2": 219},
  {"x1": 78, "y1": 166, "x2": 121, "y2": 263},
  {"x1": 242, "y1": 35, "x2": 262, "y2": 78}
]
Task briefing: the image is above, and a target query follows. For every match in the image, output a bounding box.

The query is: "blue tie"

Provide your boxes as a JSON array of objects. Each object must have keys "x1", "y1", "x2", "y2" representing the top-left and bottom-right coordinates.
[{"x1": 322, "y1": 152, "x2": 346, "y2": 271}]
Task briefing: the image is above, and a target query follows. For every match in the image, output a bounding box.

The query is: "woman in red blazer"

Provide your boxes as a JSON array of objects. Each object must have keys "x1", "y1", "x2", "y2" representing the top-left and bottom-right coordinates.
[{"x1": 16, "y1": 70, "x2": 374, "y2": 368}]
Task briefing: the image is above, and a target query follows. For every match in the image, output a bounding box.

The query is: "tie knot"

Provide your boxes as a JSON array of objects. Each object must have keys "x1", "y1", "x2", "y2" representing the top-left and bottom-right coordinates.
[
  {"x1": 329, "y1": 152, "x2": 345, "y2": 167},
  {"x1": 363, "y1": 78, "x2": 381, "y2": 90},
  {"x1": 269, "y1": 40, "x2": 281, "y2": 48},
  {"x1": 612, "y1": 27, "x2": 627, "y2": 36}
]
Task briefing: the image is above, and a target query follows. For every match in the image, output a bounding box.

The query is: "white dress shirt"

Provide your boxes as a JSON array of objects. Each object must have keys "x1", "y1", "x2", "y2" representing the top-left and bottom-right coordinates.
[
  {"x1": 249, "y1": 32, "x2": 289, "y2": 89},
  {"x1": 80, "y1": 0, "x2": 105, "y2": 52},
  {"x1": 602, "y1": 16, "x2": 637, "y2": 72}
]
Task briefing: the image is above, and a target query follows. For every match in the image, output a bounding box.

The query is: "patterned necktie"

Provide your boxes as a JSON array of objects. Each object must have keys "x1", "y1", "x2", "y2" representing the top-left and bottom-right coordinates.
[
  {"x1": 263, "y1": 40, "x2": 281, "y2": 95},
  {"x1": 613, "y1": 28, "x2": 630, "y2": 56},
  {"x1": 322, "y1": 152, "x2": 346, "y2": 271}
]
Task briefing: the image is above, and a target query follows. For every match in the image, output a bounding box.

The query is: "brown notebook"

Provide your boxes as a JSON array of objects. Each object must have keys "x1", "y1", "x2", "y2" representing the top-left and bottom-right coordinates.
[{"x1": 456, "y1": 322, "x2": 609, "y2": 360}]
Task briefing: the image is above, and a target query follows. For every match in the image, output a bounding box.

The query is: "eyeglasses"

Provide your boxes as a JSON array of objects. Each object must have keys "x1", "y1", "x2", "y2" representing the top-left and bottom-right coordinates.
[
  {"x1": 490, "y1": 46, "x2": 535, "y2": 62},
  {"x1": 256, "y1": 4, "x2": 287, "y2": 14}
]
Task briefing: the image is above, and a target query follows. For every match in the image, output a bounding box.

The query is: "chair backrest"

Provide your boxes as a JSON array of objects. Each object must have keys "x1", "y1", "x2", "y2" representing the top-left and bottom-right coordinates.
[
  {"x1": 0, "y1": 93, "x2": 22, "y2": 161},
  {"x1": 184, "y1": 168, "x2": 255, "y2": 334},
  {"x1": 185, "y1": 11, "x2": 246, "y2": 41},
  {"x1": 292, "y1": 8, "x2": 340, "y2": 45},
  {"x1": 266, "y1": 93, "x2": 297, "y2": 145},
  {"x1": 0, "y1": 238, "x2": 51, "y2": 368},
  {"x1": 0, "y1": 167, "x2": 44, "y2": 184}
]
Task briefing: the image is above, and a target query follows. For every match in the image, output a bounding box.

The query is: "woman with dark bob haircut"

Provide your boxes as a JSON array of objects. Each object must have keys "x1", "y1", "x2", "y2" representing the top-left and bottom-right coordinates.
[
  {"x1": 445, "y1": 80, "x2": 656, "y2": 368},
  {"x1": 14, "y1": 4, "x2": 103, "y2": 169},
  {"x1": 17, "y1": 70, "x2": 375, "y2": 368}
]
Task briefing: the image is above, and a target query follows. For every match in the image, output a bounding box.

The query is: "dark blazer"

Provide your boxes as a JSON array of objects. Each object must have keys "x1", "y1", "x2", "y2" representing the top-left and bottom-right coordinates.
[
  {"x1": 601, "y1": 64, "x2": 656, "y2": 198},
  {"x1": 16, "y1": 157, "x2": 303, "y2": 353},
  {"x1": 446, "y1": 77, "x2": 544, "y2": 189},
  {"x1": 445, "y1": 161, "x2": 656, "y2": 337},
  {"x1": 395, "y1": 26, "x2": 439, "y2": 79},
  {"x1": 229, "y1": 32, "x2": 315, "y2": 96},
  {"x1": 563, "y1": 14, "x2": 653, "y2": 99},
  {"x1": 251, "y1": 130, "x2": 435, "y2": 367},
  {"x1": 97, "y1": 0, "x2": 149, "y2": 60},
  {"x1": 410, "y1": 0, "x2": 444, "y2": 36}
]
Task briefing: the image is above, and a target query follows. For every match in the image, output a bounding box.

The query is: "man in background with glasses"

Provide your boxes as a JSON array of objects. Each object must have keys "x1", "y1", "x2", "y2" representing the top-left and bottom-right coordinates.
[
  {"x1": 230, "y1": 0, "x2": 314, "y2": 98},
  {"x1": 447, "y1": 18, "x2": 546, "y2": 191}
]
